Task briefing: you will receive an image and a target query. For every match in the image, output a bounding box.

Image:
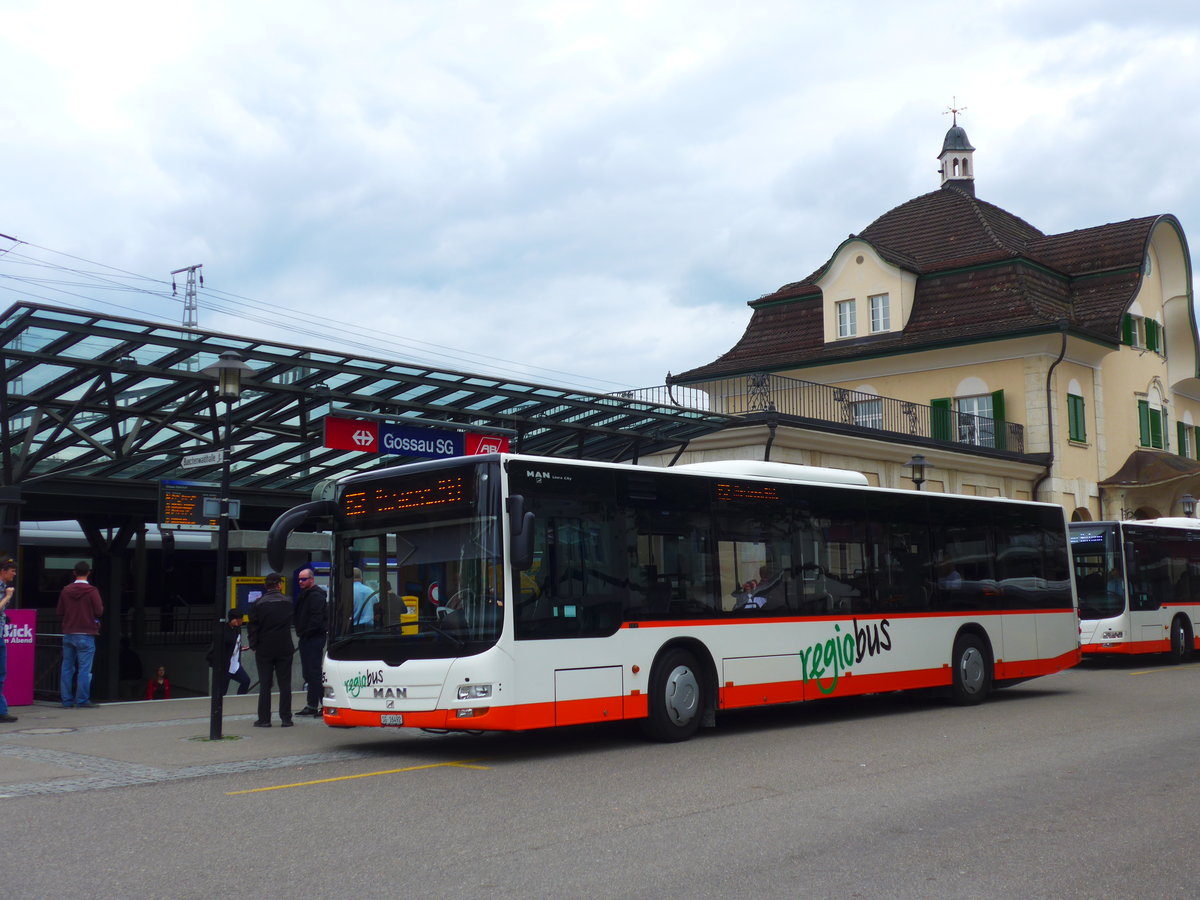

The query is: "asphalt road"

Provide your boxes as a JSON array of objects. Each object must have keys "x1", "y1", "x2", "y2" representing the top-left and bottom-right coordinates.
[{"x1": 7, "y1": 657, "x2": 1200, "y2": 899}]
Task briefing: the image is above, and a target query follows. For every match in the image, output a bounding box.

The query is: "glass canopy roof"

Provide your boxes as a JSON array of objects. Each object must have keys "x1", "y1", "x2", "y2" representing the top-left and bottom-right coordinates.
[{"x1": 0, "y1": 302, "x2": 731, "y2": 523}]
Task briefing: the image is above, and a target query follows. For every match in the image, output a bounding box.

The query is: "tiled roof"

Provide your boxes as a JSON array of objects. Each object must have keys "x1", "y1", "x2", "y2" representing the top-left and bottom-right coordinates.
[
  {"x1": 1025, "y1": 217, "x2": 1158, "y2": 273},
  {"x1": 676, "y1": 184, "x2": 1164, "y2": 381}
]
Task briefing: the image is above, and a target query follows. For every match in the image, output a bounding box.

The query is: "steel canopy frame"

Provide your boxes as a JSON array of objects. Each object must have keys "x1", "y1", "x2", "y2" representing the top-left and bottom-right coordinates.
[{"x1": 0, "y1": 302, "x2": 731, "y2": 521}]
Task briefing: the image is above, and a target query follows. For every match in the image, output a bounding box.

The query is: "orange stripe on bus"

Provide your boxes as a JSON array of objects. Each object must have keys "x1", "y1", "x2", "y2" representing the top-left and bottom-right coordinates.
[
  {"x1": 323, "y1": 647, "x2": 1081, "y2": 732},
  {"x1": 623, "y1": 609, "x2": 1077, "y2": 629},
  {"x1": 1082, "y1": 639, "x2": 1169, "y2": 655}
]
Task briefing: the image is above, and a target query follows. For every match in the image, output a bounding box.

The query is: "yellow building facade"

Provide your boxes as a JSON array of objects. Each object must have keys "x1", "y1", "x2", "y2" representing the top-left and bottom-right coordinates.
[{"x1": 654, "y1": 123, "x2": 1200, "y2": 522}]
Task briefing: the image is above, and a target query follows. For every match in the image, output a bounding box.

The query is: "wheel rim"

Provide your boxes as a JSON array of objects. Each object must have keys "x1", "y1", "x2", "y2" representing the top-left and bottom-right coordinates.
[
  {"x1": 958, "y1": 646, "x2": 985, "y2": 695},
  {"x1": 1175, "y1": 622, "x2": 1186, "y2": 655},
  {"x1": 664, "y1": 664, "x2": 699, "y2": 725}
]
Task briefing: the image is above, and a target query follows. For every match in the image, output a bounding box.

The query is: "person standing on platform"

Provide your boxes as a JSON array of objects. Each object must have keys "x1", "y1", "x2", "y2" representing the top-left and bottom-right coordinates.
[
  {"x1": 58, "y1": 561, "x2": 104, "y2": 709},
  {"x1": 247, "y1": 572, "x2": 294, "y2": 727},
  {"x1": 221, "y1": 608, "x2": 251, "y2": 696},
  {"x1": 294, "y1": 567, "x2": 327, "y2": 717},
  {"x1": 0, "y1": 559, "x2": 18, "y2": 723}
]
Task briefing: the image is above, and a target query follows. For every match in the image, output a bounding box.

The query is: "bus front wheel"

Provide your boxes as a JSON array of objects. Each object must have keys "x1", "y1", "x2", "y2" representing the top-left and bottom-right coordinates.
[
  {"x1": 1170, "y1": 616, "x2": 1192, "y2": 664},
  {"x1": 950, "y1": 633, "x2": 991, "y2": 706},
  {"x1": 641, "y1": 648, "x2": 704, "y2": 742}
]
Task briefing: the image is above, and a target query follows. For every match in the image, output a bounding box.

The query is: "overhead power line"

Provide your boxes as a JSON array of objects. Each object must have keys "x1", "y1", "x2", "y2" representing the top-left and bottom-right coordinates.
[{"x1": 0, "y1": 235, "x2": 648, "y2": 392}]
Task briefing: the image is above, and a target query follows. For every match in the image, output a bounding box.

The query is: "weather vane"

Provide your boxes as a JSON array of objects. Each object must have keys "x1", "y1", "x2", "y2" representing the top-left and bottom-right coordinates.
[{"x1": 944, "y1": 97, "x2": 967, "y2": 126}]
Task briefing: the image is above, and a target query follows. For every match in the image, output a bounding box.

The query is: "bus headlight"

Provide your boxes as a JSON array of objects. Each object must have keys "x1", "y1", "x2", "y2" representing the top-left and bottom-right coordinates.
[
  {"x1": 457, "y1": 683, "x2": 492, "y2": 700},
  {"x1": 324, "y1": 685, "x2": 336, "y2": 698}
]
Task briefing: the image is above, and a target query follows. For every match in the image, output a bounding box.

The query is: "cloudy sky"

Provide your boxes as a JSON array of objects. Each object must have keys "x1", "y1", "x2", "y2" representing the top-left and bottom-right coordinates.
[{"x1": 2, "y1": 0, "x2": 1198, "y2": 393}]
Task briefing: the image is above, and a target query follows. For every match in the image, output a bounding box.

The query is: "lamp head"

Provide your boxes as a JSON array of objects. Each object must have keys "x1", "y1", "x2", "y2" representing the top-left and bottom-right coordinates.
[
  {"x1": 202, "y1": 350, "x2": 255, "y2": 401},
  {"x1": 902, "y1": 454, "x2": 928, "y2": 490}
]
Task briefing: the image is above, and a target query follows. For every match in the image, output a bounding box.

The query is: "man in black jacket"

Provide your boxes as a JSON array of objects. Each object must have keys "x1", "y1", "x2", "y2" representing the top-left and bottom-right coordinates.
[
  {"x1": 247, "y1": 572, "x2": 294, "y2": 727},
  {"x1": 293, "y1": 567, "x2": 327, "y2": 717}
]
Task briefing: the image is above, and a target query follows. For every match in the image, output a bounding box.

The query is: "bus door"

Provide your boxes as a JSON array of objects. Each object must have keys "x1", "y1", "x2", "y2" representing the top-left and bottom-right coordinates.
[{"x1": 1125, "y1": 528, "x2": 1171, "y2": 650}]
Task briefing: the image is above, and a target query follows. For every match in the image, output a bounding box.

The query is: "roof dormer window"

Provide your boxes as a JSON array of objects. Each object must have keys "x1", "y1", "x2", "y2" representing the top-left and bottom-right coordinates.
[
  {"x1": 836, "y1": 299, "x2": 857, "y2": 338},
  {"x1": 869, "y1": 293, "x2": 890, "y2": 333}
]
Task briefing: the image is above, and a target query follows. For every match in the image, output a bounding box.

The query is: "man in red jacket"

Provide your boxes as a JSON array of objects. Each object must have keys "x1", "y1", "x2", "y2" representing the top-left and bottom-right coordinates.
[{"x1": 57, "y1": 561, "x2": 104, "y2": 709}]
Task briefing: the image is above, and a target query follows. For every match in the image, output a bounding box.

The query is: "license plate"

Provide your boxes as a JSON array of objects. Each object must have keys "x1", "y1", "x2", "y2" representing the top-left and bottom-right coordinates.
[{"x1": 380, "y1": 714, "x2": 404, "y2": 725}]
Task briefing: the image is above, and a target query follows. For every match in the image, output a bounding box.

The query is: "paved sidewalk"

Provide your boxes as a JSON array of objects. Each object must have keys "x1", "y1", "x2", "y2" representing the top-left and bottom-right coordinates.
[{"x1": 0, "y1": 693, "x2": 405, "y2": 797}]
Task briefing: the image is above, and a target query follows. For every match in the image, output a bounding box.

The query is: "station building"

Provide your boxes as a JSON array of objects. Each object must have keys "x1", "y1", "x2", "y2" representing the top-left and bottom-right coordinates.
[{"x1": 654, "y1": 121, "x2": 1200, "y2": 523}]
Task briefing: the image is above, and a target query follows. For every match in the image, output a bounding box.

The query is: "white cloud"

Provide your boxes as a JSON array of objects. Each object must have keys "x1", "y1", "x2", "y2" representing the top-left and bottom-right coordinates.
[{"x1": 3, "y1": 0, "x2": 1200, "y2": 390}]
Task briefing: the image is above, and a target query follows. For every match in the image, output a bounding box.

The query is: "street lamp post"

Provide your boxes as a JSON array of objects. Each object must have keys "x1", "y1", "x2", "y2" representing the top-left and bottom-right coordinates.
[{"x1": 201, "y1": 350, "x2": 254, "y2": 741}]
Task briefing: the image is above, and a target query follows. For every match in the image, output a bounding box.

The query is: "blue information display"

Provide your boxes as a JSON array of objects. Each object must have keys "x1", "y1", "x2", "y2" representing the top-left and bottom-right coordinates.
[{"x1": 378, "y1": 424, "x2": 465, "y2": 459}]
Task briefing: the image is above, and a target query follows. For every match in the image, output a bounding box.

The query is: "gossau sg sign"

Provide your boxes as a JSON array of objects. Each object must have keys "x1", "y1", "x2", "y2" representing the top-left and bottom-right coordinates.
[{"x1": 323, "y1": 416, "x2": 508, "y2": 459}]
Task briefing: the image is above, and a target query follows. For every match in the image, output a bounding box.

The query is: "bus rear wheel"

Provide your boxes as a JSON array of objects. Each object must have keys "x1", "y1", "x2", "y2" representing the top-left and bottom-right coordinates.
[
  {"x1": 1170, "y1": 616, "x2": 1192, "y2": 664},
  {"x1": 950, "y1": 633, "x2": 991, "y2": 706},
  {"x1": 641, "y1": 648, "x2": 704, "y2": 742}
]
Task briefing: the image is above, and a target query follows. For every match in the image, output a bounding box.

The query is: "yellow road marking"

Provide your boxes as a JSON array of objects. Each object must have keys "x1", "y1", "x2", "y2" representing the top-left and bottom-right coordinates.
[
  {"x1": 226, "y1": 759, "x2": 489, "y2": 795},
  {"x1": 1129, "y1": 662, "x2": 1200, "y2": 676}
]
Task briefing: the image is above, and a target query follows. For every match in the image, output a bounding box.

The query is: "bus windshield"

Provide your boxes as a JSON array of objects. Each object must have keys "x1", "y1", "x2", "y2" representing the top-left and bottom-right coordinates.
[
  {"x1": 1069, "y1": 524, "x2": 1125, "y2": 620},
  {"x1": 329, "y1": 461, "x2": 503, "y2": 662}
]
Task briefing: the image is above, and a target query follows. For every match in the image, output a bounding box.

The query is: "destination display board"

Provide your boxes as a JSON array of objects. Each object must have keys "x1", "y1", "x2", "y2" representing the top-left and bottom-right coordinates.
[{"x1": 159, "y1": 479, "x2": 220, "y2": 531}]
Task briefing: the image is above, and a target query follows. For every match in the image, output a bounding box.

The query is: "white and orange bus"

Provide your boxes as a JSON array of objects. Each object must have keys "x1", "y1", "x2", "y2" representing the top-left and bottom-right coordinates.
[
  {"x1": 269, "y1": 455, "x2": 1080, "y2": 741},
  {"x1": 1070, "y1": 518, "x2": 1200, "y2": 661}
]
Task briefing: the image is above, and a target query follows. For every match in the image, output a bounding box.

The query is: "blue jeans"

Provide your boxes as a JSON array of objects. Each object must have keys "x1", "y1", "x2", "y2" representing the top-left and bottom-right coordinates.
[{"x1": 61, "y1": 634, "x2": 97, "y2": 706}]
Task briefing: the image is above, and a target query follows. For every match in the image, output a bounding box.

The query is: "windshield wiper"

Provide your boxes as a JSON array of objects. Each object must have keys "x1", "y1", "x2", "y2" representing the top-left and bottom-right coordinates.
[
  {"x1": 327, "y1": 627, "x2": 409, "y2": 653},
  {"x1": 417, "y1": 616, "x2": 465, "y2": 648}
]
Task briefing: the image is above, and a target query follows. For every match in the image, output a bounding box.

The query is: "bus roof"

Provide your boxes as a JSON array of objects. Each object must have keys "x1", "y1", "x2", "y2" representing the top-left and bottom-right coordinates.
[
  {"x1": 1071, "y1": 518, "x2": 1200, "y2": 530},
  {"x1": 671, "y1": 459, "x2": 870, "y2": 486},
  {"x1": 335, "y1": 453, "x2": 1063, "y2": 510}
]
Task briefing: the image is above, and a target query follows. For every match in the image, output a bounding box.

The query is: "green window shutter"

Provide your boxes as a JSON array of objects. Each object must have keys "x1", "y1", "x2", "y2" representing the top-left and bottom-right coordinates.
[
  {"x1": 1068, "y1": 394, "x2": 1086, "y2": 442},
  {"x1": 1150, "y1": 407, "x2": 1164, "y2": 449},
  {"x1": 1139, "y1": 400, "x2": 1151, "y2": 446},
  {"x1": 1122, "y1": 315, "x2": 1134, "y2": 345},
  {"x1": 1146, "y1": 319, "x2": 1159, "y2": 353},
  {"x1": 990, "y1": 389, "x2": 1006, "y2": 450},
  {"x1": 931, "y1": 397, "x2": 952, "y2": 441},
  {"x1": 1194, "y1": 426, "x2": 1200, "y2": 459},
  {"x1": 1179, "y1": 422, "x2": 1189, "y2": 457}
]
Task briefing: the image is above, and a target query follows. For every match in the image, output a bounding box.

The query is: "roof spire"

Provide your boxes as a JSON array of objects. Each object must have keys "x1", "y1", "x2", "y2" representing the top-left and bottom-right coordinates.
[{"x1": 938, "y1": 99, "x2": 976, "y2": 195}]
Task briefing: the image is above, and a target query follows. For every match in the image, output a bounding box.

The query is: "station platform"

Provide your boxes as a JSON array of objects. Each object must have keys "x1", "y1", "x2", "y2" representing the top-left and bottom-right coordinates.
[{"x1": 0, "y1": 692, "x2": 410, "y2": 798}]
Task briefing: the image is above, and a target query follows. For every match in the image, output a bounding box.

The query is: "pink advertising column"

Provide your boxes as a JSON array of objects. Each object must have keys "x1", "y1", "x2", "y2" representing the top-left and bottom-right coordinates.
[{"x1": 5, "y1": 609, "x2": 35, "y2": 705}]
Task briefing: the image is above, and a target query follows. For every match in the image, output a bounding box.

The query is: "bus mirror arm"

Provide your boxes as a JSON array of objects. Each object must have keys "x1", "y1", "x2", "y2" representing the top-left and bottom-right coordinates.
[{"x1": 267, "y1": 500, "x2": 338, "y2": 572}]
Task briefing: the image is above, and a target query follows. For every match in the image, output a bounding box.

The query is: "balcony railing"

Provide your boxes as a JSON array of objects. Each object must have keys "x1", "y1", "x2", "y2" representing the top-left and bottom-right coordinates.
[{"x1": 620, "y1": 373, "x2": 1025, "y2": 454}]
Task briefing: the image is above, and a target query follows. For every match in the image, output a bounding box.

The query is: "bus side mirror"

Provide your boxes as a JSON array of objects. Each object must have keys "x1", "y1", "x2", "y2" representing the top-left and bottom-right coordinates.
[{"x1": 509, "y1": 494, "x2": 535, "y2": 571}]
